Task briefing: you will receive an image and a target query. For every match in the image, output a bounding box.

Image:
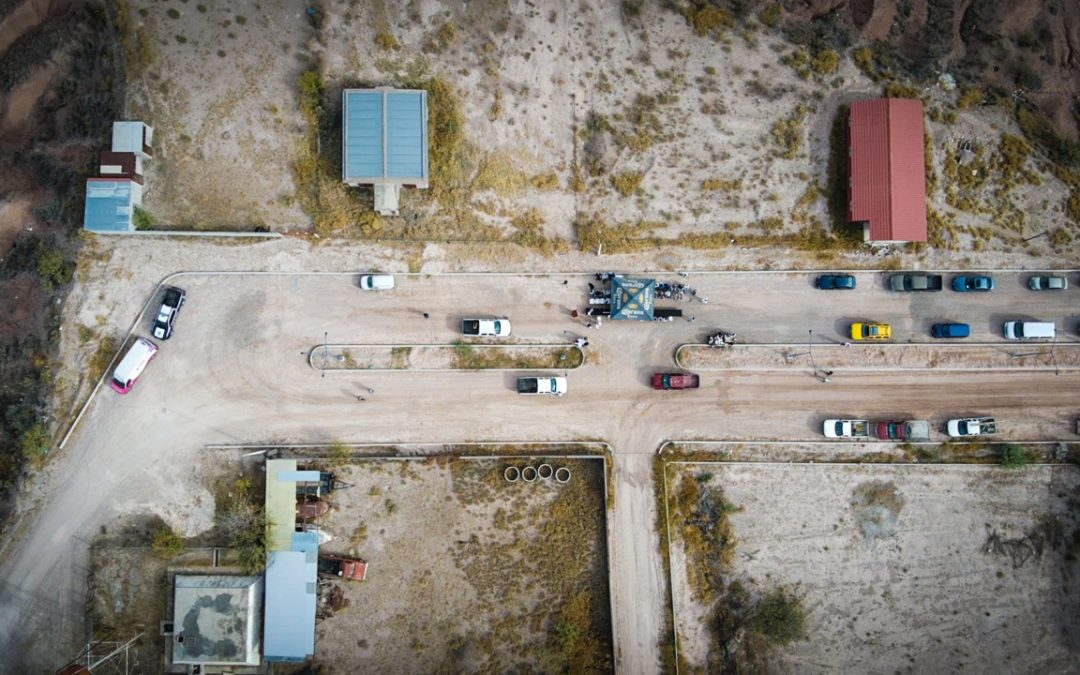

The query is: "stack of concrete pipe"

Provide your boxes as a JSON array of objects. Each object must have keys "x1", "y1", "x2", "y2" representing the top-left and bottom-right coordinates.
[{"x1": 503, "y1": 463, "x2": 571, "y2": 484}]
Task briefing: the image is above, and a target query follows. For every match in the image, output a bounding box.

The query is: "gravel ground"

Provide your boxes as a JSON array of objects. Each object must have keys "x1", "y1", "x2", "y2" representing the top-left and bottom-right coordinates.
[{"x1": 668, "y1": 462, "x2": 1080, "y2": 672}]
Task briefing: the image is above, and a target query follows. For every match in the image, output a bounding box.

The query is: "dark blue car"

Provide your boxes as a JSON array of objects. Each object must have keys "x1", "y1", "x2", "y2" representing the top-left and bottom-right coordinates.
[
  {"x1": 951, "y1": 275, "x2": 995, "y2": 292},
  {"x1": 815, "y1": 274, "x2": 856, "y2": 290},
  {"x1": 931, "y1": 323, "x2": 970, "y2": 338}
]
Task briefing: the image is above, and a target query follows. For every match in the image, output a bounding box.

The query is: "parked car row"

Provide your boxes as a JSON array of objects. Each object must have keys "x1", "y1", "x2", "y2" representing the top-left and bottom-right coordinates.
[
  {"x1": 824, "y1": 417, "x2": 995, "y2": 439},
  {"x1": 849, "y1": 319, "x2": 1061, "y2": 342},
  {"x1": 816, "y1": 272, "x2": 1072, "y2": 292},
  {"x1": 110, "y1": 286, "x2": 186, "y2": 394}
]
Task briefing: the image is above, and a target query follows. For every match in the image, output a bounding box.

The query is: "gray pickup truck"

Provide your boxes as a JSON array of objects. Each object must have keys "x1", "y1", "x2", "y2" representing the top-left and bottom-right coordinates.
[{"x1": 889, "y1": 273, "x2": 943, "y2": 292}]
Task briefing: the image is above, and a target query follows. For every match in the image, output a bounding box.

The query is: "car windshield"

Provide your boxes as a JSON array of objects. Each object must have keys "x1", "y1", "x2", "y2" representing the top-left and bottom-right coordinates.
[
  {"x1": 833, "y1": 421, "x2": 843, "y2": 435},
  {"x1": 549, "y1": 379, "x2": 557, "y2": 393},
  {"x1": 494, "y1": 320, "x2": 502, "y2": 333}
]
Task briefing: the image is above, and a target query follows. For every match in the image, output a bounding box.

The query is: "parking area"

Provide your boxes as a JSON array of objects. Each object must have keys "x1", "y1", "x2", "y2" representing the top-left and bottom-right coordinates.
[
  {"x1": 3, "y1": 262, "x2": 1080, "y2": 671},
  {"x1": 666, "y1": 461, "x2": 1080, "y2": 672}
]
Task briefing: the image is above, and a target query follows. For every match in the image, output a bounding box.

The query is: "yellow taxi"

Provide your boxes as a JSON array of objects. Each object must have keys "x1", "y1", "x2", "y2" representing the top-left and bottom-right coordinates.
[{"x1": 850, "y1": 322, "x2": 892, "y2": 341}]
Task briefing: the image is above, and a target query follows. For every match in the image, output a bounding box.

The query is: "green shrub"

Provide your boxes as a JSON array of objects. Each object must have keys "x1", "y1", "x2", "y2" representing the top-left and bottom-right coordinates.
[
  {"x1": 747, "y1": 588, "x2": 806, "y2": 645},
  {"x1": 811, "y1": 49, "x2": 840, "y2": 76},
  {"x1": 132, "y1": 206, "x2": 155, "y2": 230},
  {"x1": 999, "y1": 445, "x2": 1029, "y2": 469},
  {"x1": 151, "y1": 526, "x2": 186, "y2": 559},
  {"x1": 20, "y1": 423, "x2": 51, "y2": 460},
  {"x1": 692, "y1": 6, "x2": 733, "y2": 36},
  {"x1": 770, "y1": 105, "x2": 808, "y2": 159},
  {"x1": 37, "y1": 248, "x2": 72, "y2": 294}
]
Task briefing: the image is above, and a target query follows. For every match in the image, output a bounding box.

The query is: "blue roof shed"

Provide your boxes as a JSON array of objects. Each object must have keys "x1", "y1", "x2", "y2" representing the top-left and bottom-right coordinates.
[
  {"x1": 342, "y1": 88, "x2": 429, "y2": 215},
  {"x1": 83, "y1": 178, "x2": 140, "y2": 232}
]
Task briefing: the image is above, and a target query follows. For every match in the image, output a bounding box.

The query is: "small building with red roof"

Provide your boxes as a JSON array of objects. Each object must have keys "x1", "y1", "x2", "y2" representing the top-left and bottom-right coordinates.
[{"x1": 848, "y1": 98, "x2": 928, "y2": 243}]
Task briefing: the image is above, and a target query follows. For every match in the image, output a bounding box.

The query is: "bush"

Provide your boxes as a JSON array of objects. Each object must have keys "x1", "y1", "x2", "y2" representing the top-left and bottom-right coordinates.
[
  {"x1": 811, "y1": 49, "x2": 840, "y2": 76},
  {"x1": 151, "y1": 526, "x2": 185, "y2": 559},
  {"x1": 956, "y1": 88, "x2": 984, "y2": 108},
  {"x1": 20, "y1": 423, "x2": 50, "y2": 460},
  {"x1": 374, "y1": 31, "x2": 398, "y2": 51},
  {"x1": 132, "y1": 206, "x2": 155, "y2": 231},
  {"x1": 692, "y1": 6, "x2": 733, "y2": 36},
  {"x1": 36, "y1": 248, "x2": 72, "y2": 294},
  {"x1": 759, "y1": 3, "x2": 781, "y2": 27},
  {"x1": 747, "y1": 588, "x2": 806, "y2": 645},
  {"x1": 612, "y1": 171, "x2": 644, "y2": 196},
  {"x1": 999, "y1": 445, "x2": 1029, "y2": 469}
]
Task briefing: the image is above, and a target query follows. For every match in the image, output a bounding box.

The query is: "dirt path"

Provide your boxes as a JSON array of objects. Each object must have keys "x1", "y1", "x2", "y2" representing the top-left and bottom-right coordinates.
[{"x1": 0, "y1": 0, "x2": 53, "y2": 57}]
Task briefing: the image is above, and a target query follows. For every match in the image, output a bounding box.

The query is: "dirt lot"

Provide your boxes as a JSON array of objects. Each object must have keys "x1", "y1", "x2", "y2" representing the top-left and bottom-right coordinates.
[
  {"x1": 667, "y1": 461, "x2": 1080, "y2": 672},
  {"x1": 311, "y1": 455, "x2": 612, "y2": 672},
  {"x1": 120, "y1": 0, "x2": 310, "y2": 229}
]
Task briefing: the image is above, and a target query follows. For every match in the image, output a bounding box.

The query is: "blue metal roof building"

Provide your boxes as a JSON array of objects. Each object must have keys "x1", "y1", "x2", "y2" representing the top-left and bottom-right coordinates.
[
  {"x1": 342, "y1": 88, "x2": 429, "y2": 215},
  {"x1": 83, "y1": 178, "x2": 141, "y2": 232},
  {"x1": 262, "y1": 460, "x2": 320, "y2": 663}
]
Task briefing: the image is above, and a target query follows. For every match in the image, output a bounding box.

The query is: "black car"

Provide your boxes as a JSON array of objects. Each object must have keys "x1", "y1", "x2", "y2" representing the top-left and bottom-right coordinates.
[
  {"x1": 815, "y1": 274, "x2": 856, "y2": 290},
  {"x1": 152, "y1": 286, "x2": 186, "y2": 340}
]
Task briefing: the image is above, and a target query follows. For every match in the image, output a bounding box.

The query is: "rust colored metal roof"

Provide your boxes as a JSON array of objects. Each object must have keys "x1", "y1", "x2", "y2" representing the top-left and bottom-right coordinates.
[{"x1": 848, "y1": 98, "x2": 928, "y2": 242}]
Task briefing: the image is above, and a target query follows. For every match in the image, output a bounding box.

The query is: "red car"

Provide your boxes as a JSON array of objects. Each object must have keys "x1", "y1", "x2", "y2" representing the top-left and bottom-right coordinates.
[
  {"x1": 651, "y1": 373, "x2": 700, "y2": 390},
  {"x1": 318, "y1": 553, "x2": 367, "y2": 581}
]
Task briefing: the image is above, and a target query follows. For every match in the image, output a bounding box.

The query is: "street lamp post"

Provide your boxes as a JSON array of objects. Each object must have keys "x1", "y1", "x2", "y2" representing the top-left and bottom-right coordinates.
[
  {"x1": 808, "y1": 329, "x2": 818, "y2": 376},
  {"x1": 1022, "y1": 230, "x2": 1048, "y2": 243},
  {"x1": 321, "y1": 331, "x2": 327, "y2": 378}
]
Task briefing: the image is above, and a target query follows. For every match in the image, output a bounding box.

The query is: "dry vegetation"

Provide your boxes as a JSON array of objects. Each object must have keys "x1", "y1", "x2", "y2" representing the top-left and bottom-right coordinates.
[{"x1": 313, "y1": 456, "x2": 612, "y2": 672}]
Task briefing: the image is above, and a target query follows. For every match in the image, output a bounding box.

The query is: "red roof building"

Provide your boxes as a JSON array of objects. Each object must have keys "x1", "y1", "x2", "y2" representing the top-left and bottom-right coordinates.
[{"x1": 848, "y1": 98, "x2": 928, "y2": 243}]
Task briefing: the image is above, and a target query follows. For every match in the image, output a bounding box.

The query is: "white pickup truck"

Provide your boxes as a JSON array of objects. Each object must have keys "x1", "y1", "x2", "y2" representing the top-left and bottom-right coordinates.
[
  {"x1": 823, "y1": 419, "x2": 871, "y2": 439},
  {"x1": 462, "y1": 318, "x2": 511, "y2": 337},
  {"x1": 517, "y1": 376, "x2": 567, "y2": 396},
  {"x1": 947, "y1": 417, "x2": 996, "y2": 438}
]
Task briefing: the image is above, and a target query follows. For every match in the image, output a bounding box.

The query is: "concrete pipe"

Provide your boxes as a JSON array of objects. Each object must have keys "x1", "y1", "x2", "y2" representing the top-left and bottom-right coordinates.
[
  {"x1": 503, "y1": 466, "x2": 520, "y2": 483},
  {"x1": 537, "y1": 463, "x2": 554, "y2": 480},
  {"x1": 521, "y1": 466, "x2": 538, "y2": 483},
  {"x1": 554, "y1": 467, "x2": 571, "y2": 483}
]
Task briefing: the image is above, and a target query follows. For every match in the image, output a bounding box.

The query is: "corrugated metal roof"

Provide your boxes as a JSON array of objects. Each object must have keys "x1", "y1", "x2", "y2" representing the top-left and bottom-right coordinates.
[
  {"x1": 386, "y1": 92, "x2": 426, "y2": 178},
  {"x1": 83, "y1": 178, "x2": 135, "y2": 232},
  {"x1": 263, "y1": 550, "x2": 317, "y2": 662},
  {"x1": 848, "y1": 98, "x2": 927, "y2": 242},
  {"x1": 265, "y1": 459, "x2": 298, "y2": 552},
  {"x1": 111, "y1": 121, "x2": 151, "y2": 155},
  {"x1": 342, "y1": 88, "x2": 429, "y2": 186},
  {"x1": 343, "y1": 92, "x2": 384, "y2": 180}
]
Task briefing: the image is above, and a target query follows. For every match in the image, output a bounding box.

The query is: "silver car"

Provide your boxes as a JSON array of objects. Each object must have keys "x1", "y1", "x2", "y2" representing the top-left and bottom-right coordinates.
[{"x1": 1028, "y1": 275, "x2": 1067, "y2": 291}]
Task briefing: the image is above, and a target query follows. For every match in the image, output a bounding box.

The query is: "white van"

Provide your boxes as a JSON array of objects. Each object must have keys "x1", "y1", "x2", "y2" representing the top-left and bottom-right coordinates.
[
  {"x1": 359, "y1": 274, "x2": 395, "y2": 291},
  {"x1": 1003, "y1": 321, "x2": 1055, "y2": 341},
  {"x1": 110, "y1": 338, "x2": 158, "y2": 394}
]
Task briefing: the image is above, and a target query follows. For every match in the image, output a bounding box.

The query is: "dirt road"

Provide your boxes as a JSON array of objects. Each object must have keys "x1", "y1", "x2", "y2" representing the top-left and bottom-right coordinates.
[{"x1": 0, "y1": 271, "x2": 1077, "y2": 671}]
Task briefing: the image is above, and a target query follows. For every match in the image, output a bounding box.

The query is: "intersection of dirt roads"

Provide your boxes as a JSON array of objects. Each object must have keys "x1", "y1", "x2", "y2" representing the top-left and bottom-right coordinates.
[{"x1": 0, "y1": 234, "x2": 1077, "y2": 671}]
